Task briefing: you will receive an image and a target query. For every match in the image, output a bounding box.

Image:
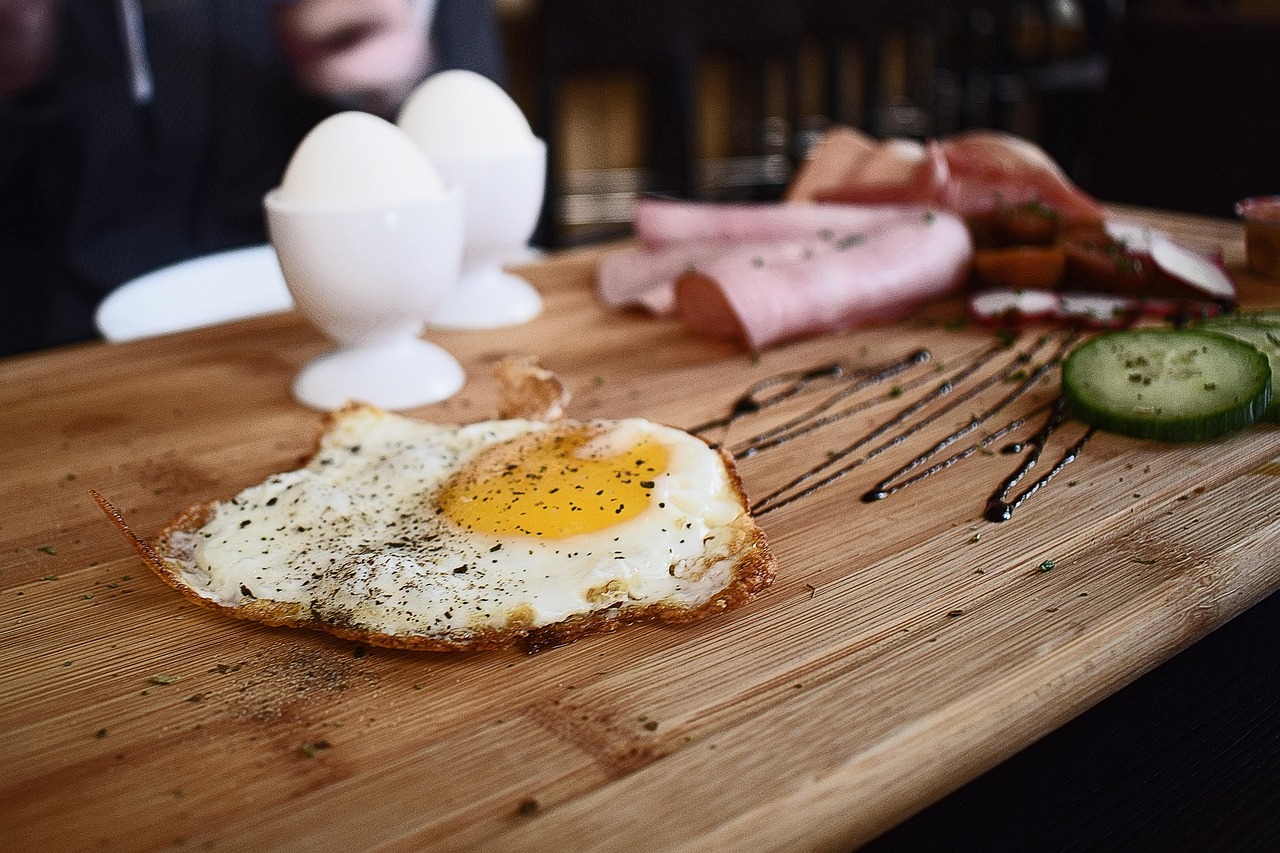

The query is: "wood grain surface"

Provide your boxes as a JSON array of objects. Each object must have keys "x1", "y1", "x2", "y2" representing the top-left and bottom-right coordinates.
[{"x1": 2, "y1": 206, "x2": 1278, "y2": 852}]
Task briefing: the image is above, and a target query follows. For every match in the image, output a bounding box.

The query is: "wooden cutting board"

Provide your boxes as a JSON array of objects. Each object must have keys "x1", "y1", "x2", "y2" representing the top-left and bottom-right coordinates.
[{"x1": 3, "y1": 206, "x2": 1279, "y2": 852}]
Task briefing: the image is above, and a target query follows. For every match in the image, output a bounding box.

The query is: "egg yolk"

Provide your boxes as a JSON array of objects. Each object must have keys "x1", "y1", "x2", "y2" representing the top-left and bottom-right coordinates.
[{"x1": 438, "y1": 426, "x2": 668, "y2": 539}]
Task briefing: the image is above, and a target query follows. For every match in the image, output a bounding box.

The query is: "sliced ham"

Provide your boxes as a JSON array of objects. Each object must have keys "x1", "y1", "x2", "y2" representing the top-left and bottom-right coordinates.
[
  {"x1": 597, "y1": 244, "x2": 717, "y2": 314},
  {"x1": 605, "y1": 199, "x2": 949, "y2": 318},
  {"x1": 674, "y1": 209, "x2": 973, "y2": 351},
  {"x1": 633, "y1": 196, "x2": 929, "y2": 250}
]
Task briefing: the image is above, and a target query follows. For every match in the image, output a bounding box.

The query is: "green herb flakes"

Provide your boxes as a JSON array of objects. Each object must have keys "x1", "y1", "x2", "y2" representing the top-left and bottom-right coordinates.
[{"x1": 299, "y1": 740, "x2": 332, "y2": 759}]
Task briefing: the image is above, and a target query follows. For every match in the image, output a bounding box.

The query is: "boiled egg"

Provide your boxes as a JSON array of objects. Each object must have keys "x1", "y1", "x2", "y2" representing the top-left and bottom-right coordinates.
[{"x1": 277, "y1": 111, "x2": 445, "y2": 209}]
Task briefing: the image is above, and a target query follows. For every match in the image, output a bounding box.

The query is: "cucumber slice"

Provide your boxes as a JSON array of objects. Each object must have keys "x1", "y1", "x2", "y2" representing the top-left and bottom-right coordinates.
[
  {"x1": 1199, "y1": 319, "x2": 1280, "y2": 421},
  {"x1": 1062, "y1": 329, "x2": 1271, "y2": 441},
  {"x1": 1232, "y1": 309, "x2": 1280, "y2": 326}
]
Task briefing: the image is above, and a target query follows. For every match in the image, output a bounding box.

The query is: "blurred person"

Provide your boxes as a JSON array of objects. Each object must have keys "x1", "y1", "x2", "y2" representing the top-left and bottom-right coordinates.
[{"x1": 0, "y1": 0, "x2": 506, "y2": 357}]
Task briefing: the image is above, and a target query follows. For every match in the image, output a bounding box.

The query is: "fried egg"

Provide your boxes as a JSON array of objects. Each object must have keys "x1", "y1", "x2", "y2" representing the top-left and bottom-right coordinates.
[{"x1": 140, "y1": 405, "x2": 775, "y2": 651}]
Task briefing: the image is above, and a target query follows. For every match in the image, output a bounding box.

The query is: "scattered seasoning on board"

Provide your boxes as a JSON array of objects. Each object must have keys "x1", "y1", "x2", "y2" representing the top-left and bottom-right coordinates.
[
  {"x1": 1037, "y1": 559, "x2": 1056, "y2": 573},
  {"x1": 148, "y1": 674, "x2": 178, "y2": 685},
  {"x1": 835, "y1": 233, "x2": 868, "y2": 251},
  {"x1": 299, "y1": 740, "x2": 332, "y2": 759},
  {"x1": 37, "y1": 545, "x2": 57, "y2": 555},
  {"x1": 517, "y1": 798, "x2": 540, "y2": 816}
]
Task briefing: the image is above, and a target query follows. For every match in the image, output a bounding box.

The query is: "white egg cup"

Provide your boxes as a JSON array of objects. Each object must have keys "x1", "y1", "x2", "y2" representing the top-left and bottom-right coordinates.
[
  {"x1": 428, "y1": 139, "x2": 547, "y2": 329},
  {"x1": 265, "y1": 187, "x2": 466, "y2": 410}
]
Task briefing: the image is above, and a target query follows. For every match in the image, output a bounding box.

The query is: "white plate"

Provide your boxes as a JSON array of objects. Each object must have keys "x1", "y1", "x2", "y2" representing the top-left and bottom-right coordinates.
[{"x1": 95, "y1": 244, "x2": 294, "y2": 343}]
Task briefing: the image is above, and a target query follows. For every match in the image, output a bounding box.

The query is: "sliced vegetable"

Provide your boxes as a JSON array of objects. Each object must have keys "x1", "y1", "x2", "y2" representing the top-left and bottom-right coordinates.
[
  {"x1": 1062, "y1": 328, "x2": 1271, "y2": 441},
  {"x1": 965, "y1": 201, "x2": 1061, "y2": 248},
  {"x1": 1060, "y1": 225, "x2": 1155, "y2": 295},
  {"x1": 1231, "y1": 309, "x2": 1280, "y2": 325},
  {"x1": 1150, "y1": 236, "x2": 1236, "y2": 303},
  {"x1": 1199, "y1": 319, "x2": 1280, "y2": 421},
  {"x1": 1053, "y1": 293, "x2": 1205, "y2": 328},
  {"x1": 973, "y1": 246, "x2": 1066, "y2": 290},
  {"x1": 969, "y1": 288, "x2": 1060, "y2": 325},
  {"x1": 1061, "y1": 225, "x2": 1237, "y2": 305},
  {"x1": 1103, "y1": 219, "x2": 1168, "y2": 255},
  {"x1": 1056, "y1": 293, "x2": 1139, "y2": 328}
]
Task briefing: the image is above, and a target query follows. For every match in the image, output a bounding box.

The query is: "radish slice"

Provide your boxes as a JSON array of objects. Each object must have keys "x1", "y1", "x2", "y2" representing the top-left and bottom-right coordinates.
[
  {"x1": 1057, "y1": 292, "x2": 1140, "y2": 327},
  {"x1": 1104, "y1": 219, "x2": 1168, "y2": 254},
  {"x1": 968, "y1": 288, "x2": 1061, "y2": 324},
  {"x1": 1150, "y1": 236, "x2": 1237, "y2": 302}
]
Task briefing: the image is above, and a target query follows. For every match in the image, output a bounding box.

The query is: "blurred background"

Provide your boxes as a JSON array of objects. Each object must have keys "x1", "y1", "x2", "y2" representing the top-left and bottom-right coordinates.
[{"x1": 493, "y1": 0, "x2": 1280, "y2": 246}]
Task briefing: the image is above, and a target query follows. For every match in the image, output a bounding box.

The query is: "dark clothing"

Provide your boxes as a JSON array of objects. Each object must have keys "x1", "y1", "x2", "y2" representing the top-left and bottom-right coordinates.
[{"x1": 0, "y1": 0, "x2": 506, "y2": 357}]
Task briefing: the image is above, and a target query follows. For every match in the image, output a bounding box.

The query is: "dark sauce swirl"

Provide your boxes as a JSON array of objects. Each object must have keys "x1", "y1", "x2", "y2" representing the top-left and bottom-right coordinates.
[{"x1": 692, "y1": 330, "x2": 1091, "y2": 523}]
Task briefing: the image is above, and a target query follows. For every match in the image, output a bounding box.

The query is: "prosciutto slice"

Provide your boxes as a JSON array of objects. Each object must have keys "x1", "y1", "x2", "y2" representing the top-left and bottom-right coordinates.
[
  {"x1": 788, "y1": 126, "x2": 1102, "y2": 223},
  {"x1": 784, "y1": 127, "x2": 948, "y2": 207},
  {"x1": 938, "y1": 131, "x2": 1103, "y2": 222},
  {"x1": 674, "y1": 209, "x2": 973, "y2": 351}
]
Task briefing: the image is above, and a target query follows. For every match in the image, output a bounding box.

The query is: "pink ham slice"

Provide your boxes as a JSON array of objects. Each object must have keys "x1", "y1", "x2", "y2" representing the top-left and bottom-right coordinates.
[
  {"x1": 602, "y1": 200, "x2": 945, "y2": 314},
  {"x1": 673, "y1": 209, "x2": 973, "y2": 350},
  {"x1": 632, "y1": 197, "x2": 925, "y2": 249},
  {"x1": 597, "y1": 244, "x2": 716, "y2": 314}
]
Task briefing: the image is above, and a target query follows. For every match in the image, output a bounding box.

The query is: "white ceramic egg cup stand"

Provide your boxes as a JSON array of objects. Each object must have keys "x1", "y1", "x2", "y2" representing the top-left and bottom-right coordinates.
[
  {"x1": 429, "y1": 140, "x2": 546, "y2": 329},
  {"x1": 265, "y1": 187, "x2": 466, "y2": 410}
]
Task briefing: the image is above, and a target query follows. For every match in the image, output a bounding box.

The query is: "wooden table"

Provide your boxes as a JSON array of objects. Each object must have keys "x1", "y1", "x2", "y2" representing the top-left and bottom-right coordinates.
[{"x1": 3, "y1": 205, "x2": 1278, "y2": 852}]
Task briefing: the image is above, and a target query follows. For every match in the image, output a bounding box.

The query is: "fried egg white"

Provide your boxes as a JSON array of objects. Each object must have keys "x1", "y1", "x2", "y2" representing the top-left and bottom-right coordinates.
[{"x1": 160, "y1": 405, "x2": 774, "y2": 647}]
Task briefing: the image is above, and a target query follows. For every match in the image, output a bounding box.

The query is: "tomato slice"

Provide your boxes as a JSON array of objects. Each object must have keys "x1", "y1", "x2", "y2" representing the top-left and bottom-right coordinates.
[{"x1": 973, "y1": 245, "x2": 1067, "y2": 290}]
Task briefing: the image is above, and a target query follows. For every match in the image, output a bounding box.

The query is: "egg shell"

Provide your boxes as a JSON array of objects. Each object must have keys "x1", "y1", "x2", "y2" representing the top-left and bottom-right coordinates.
[
  {"x1": 398, "y1": 70, "x2": 536, "y2": 162},
  {"x1": 278, "y1": 111, "x2": 445, "y2": 209}
]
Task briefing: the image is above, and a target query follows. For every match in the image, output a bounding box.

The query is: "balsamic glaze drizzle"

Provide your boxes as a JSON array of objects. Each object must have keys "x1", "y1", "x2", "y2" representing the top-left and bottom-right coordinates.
[
  {"x1": 860, "y1": 332, "x2": 1078, "y2": 505},
  {"x1": 728, "y1": 350, "x2": 930, "y2": 459},
  {"x1": 687, "y1": 363, "x2": 847, "y2": 440},
  {"x1": 984, "y1": 400, "x2": 1097, "y2": 522},
  {"x1": 691, "y1": 330, "x2": 1092, "y2": 523}
]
